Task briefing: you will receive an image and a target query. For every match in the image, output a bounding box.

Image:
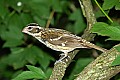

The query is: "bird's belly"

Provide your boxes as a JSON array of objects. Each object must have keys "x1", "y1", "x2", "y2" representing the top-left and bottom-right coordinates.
[{"x1": 45, "y1": 41, "x2": 74, "y2": 53}]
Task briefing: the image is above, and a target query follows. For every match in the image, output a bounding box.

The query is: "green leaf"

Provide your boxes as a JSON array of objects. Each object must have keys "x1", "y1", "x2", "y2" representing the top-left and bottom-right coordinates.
[
  {"x1": 8, "y1": 13, "x2": 24, "y2": 29},
  {"x1": 115, "y1": 3, "x2": 120, "y2": 10},
  {"x1": 110, "y1": 46, "x2": 120, "y2": 66},
  {"x1": 45, "y1": 68, "x2": 52, "y2": 78},
  {"x1": 27, "y1": 0, "x2": 50, "y2": 26},
  {"x1": 3, "y1": 46, "x2": 54, "y2": 69},
  {"x1": 115, "y1": 45, "x2": 120, "y2": 52},
  {"x1": 1, "y1": 13, "x2": 24, "y2": 42},
  {"x1": 91, "y1": 22, "x2": 120, "y2": 41},
  {"x1": 102, "y1": 0, "x2": 119, "y2": 10},
  {"x1": 69, "y1": 9, "x2": 86, "y2": 34},
  {"x1": 35, "y1": 46, "x2": 54, "y2": 69},
  {"x1": 33, "y1": 16, "x2": 47, "y2": 26},
  {"x1": 28, "y1": 1, "x2": 50, "y2": 18},
  {"x1": 95, "y1": 10, "x2": 109, "y2": 18},
  {"x1": 0, "y1": 24, "x2": 8, "y2": 37},
  {"x1": 12, "y1": 71, "x2": 43, "y2": 80},
  {"x1": 0, "y1": 0, "x2": 9, "y2": 19},
  {"x1": 111, "y1": 55, "x2": 120, "y2": 66},
  {"x1": 1, "y1": 26, "x2": 23, "y2": 41},
  {"x1": 69, "y1": 9, "x2": 81, "y2": 20},
  {"x1": 13, "y1": 65, "x2": 46, "y2": 80},
  {"x1": 73, "y1": 20, "x2": 86, "y2": 34},
  {"x1": 38, "y1": 52, "x2": 54, "y2": 69},
  {"x1": 3, "y1": 39, "x2": 23, "y2": 47},
  {"x1": 51, "y1": 0, "x2": 62, "y2": 12},
  {"x1": 6, "y1": 48, "x2": 27, "y2": 69},
  {"x1": 20, "y1": 13, "x2": 34, "y2": 25},
  {"x1": 3, "y1": 47, "x2": 28, "y2": 69},
  {"x1": 65, "y1": 23, "x2": 74, "y2": 33},
  {"x1": 26, "y1": 65, "x2": 46, "y2": 78},
  {"x1": 0, "y1": 57, "x2": 14, "y2": 79}
]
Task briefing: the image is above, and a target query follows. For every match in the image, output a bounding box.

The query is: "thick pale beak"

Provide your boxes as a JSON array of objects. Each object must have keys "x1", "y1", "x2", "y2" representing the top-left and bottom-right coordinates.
[{"x1": 22, "y1": 27, "x2": 27, "y2": 33}]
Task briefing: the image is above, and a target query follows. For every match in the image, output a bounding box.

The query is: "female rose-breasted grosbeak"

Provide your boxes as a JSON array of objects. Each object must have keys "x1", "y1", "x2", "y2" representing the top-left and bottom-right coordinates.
[{"x1": 22, "y1": 23, "x2": 107, "y2": 61}]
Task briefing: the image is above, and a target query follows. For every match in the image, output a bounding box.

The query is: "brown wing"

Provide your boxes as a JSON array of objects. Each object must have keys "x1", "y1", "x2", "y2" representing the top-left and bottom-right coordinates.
[
  {"x1": 47, "y1": 34, "x2": 88, "y2": 48},
  {"x1": 40, "y1": 28, "x2": 88, "y2": 48}
]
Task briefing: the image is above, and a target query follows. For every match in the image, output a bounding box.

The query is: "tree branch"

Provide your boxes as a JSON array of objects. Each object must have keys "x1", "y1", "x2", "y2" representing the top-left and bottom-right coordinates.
[
  {"x1": 75, "y1": 44, "x2": 120, "y2": 80},
  {"x1": 78, "y1": 0, "x2": 96, "y2": 40},
  {"x1": 49, "y1": 50, "x2": 79, "y2": 80},
  {"x1": 46, "y1": 10, "x2": 55, "y2": 28}
]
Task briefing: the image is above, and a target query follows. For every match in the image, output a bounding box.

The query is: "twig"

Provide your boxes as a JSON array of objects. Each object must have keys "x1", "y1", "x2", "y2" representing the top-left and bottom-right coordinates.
[
  {"x1": 94, "y1": 0, "x2": 113, "y2": 23},
  {"x1": 46, "y1": 10, "x2": 55, "y2": 28},
  {"x1": 79, "y1": 0, "x2": 96, "y2": 40}
]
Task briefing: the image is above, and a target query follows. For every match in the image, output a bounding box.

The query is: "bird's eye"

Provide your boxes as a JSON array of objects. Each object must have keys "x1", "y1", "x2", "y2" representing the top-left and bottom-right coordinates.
[{"x1": 28, "y1": 27, "x2": 32, "y2": 30}]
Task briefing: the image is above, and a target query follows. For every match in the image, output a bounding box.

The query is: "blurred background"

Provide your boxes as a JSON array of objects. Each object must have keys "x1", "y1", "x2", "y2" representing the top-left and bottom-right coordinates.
[{"x1": 0, "y1": 0, "x2": 120, "y2": 80}]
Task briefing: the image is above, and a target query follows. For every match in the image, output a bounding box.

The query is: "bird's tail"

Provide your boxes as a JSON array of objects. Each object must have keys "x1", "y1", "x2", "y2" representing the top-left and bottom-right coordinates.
[{"x1": 79, "y1": 39, "x2": 107, "y2": 52}]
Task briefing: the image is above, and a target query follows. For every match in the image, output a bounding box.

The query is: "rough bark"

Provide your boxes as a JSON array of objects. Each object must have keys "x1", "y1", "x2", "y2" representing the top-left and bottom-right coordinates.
[{"x1": 75, "y1": 44, "x2": 120, "y2": 80}]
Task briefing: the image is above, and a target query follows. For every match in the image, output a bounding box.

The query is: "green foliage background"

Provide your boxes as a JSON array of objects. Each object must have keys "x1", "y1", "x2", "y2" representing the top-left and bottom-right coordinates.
[{"x1": 0, "y1": 0, "x2": 120, "y2": 80}]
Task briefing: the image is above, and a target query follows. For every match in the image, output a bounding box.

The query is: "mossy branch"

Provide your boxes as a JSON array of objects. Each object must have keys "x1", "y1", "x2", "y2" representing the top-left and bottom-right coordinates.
[{"x1": 75, "y1": 44, "x2": 120, "y2": 80}]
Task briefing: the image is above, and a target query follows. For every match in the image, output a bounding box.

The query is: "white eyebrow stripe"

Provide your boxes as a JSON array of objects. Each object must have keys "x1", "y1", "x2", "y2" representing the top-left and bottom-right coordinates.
[{"x1": 50, "y1": 36, "x2": 62, "y2": 41}]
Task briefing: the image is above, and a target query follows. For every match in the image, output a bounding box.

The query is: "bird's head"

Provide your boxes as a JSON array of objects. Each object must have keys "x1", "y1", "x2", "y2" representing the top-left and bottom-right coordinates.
[{"x1": 22, "y1": 23, "x2": 43, "y2": 37}]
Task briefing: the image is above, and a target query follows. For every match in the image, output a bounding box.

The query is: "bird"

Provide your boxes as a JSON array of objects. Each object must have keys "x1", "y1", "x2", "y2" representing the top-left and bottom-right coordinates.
[{"x1": 22, "y1": 23, "x2": 107, "y2": 62}]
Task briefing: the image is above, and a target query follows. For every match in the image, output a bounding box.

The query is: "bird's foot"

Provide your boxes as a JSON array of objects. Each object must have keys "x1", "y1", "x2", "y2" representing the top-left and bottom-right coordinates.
[{"x1": 55, "y1": 52, "x2": 73, "y2": 65}]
